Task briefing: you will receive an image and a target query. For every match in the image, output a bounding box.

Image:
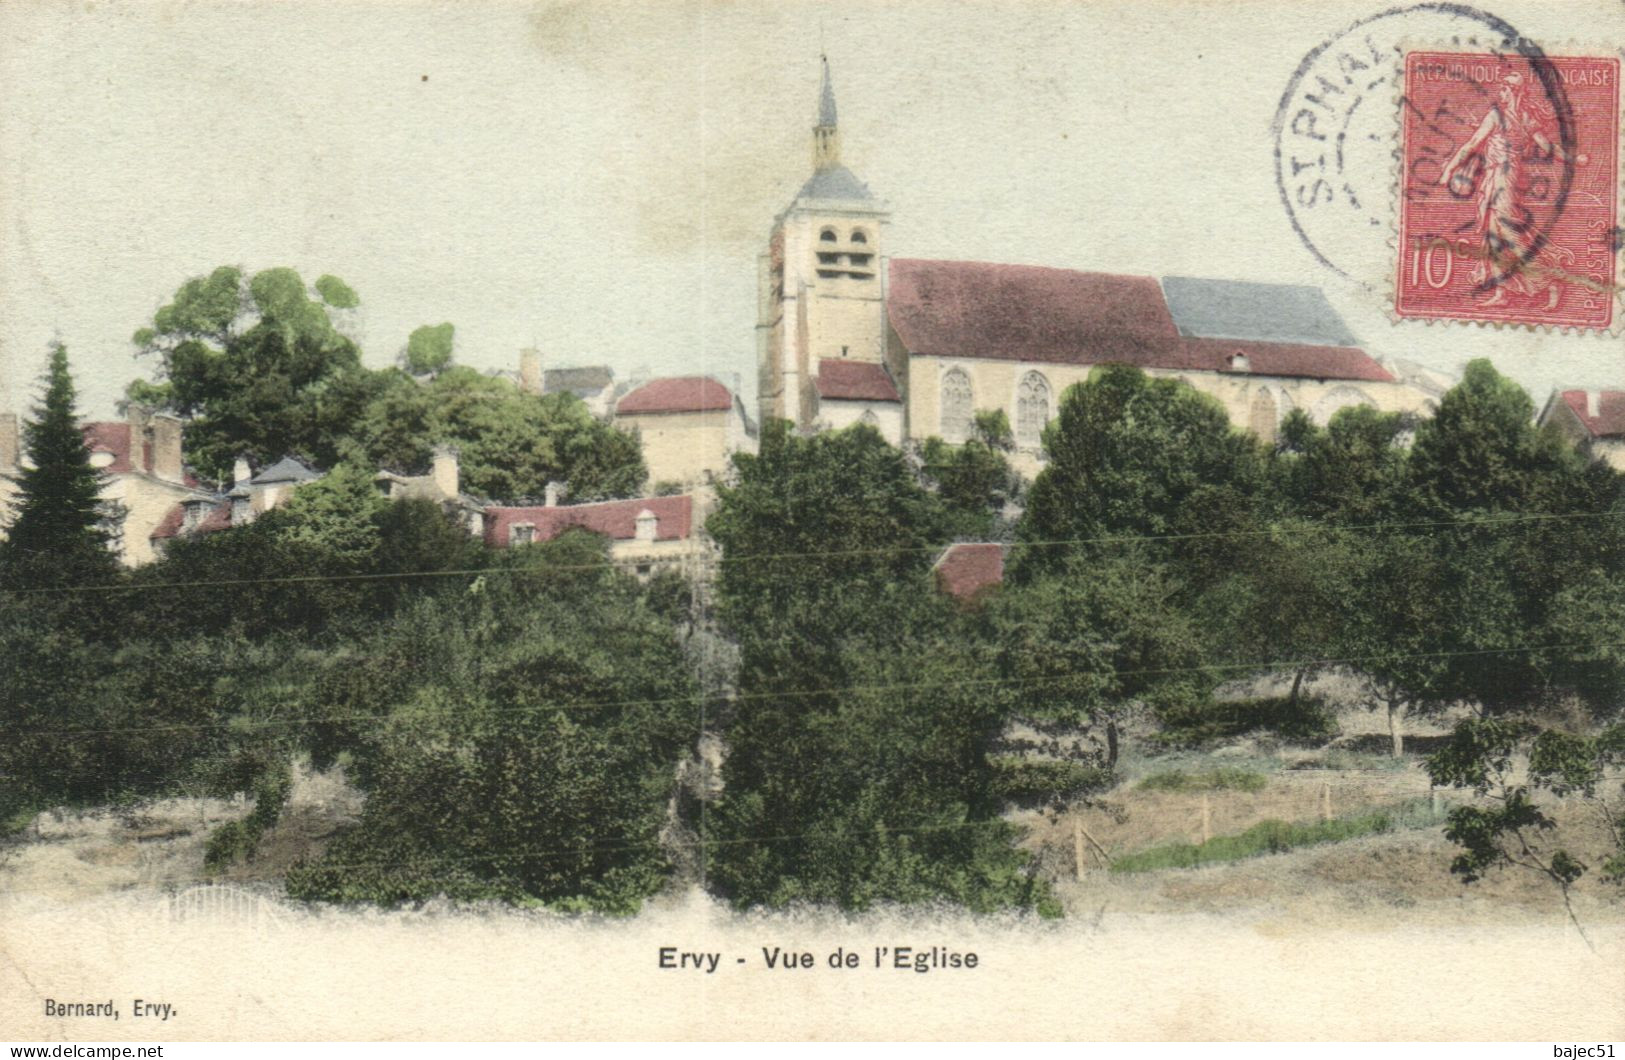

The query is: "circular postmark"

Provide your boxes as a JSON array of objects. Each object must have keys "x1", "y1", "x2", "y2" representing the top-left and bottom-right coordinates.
[{"x1": 1272, "y1": 3, "x2": 1577, "y2": 294}]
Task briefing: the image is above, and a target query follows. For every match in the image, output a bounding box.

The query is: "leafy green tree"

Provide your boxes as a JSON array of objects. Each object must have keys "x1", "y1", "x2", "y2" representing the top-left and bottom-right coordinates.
[
  {"x1": 284, "y1": 533, "x2": 699, "y2": 912},
  {"x1": 708, "y1": 420, "x2": 950, "y2": 680},
  {"x1": 128, "y1": 266, "x2": 375, "y2": 480},
  {"x1": 918, "y1": 409, "x2": 1023, "y2": 539},
  {"x1": 994, "y1": 549, "x2": 1209, "y2": 768},
  {"x1": 403, "y1": 322, "x2": 455, "y2": 376},
  {"x1": 705, "y1": 421, "x2": 1050, "y2": 912},
  {"x1": 1202, "y1": 519, "x2": 1361, "y2": 717},
  {"x1": 1426, "y1": 718, "x2": 1625, "y2": 946},
  {"x1": 1401, "y1": 361, "x2": 1622, "y2": 720},
  {"x1": 1, "y1": 343, "x2": 119, "y2": 588},
  {"x1": 1017, "y1": 365, "x2": 1267, "y2": 584},
  {"x1": 1275, "y1": 405, "x2": 1409, "y2": 525},
  {"x1": 354, "y1": 366, "x2": 646, "y2": 501},
  {"x1": 1337, "y1": 528, "x2": 1455, "y2": 756}
]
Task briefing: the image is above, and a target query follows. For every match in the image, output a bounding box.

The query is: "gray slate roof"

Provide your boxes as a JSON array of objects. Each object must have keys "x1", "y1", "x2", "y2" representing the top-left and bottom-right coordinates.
[
  {"x1": 543, "y1": 366, "x2": 614, "y2": 394},
  {"x1": 1160, "y1": 276, "x2": 1360, "y2": 348},
  {"x1": 250, "y1": 456, "x2": 321, "y2": 485},
  {"x1": 796, "y1": 164, "x2": 873, "y2": 202},
  {"x1": 818, "y1": 58, "x2": 838, "y2": 126}
]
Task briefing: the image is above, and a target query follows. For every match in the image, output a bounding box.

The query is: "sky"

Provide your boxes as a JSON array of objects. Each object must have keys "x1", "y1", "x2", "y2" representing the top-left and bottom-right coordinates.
[{"x1": 0, "y1": 0, "x2": 1619, "y2": 422}]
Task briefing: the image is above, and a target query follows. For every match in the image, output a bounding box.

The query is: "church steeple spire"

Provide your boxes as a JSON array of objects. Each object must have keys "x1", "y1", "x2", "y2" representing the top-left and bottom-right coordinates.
[{"x1": 813, "y1": 56, "x2": 841, "y2": 170}]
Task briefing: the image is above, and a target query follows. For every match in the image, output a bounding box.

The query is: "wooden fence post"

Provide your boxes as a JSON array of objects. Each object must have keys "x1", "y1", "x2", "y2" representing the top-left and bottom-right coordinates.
[{"x1": 1073, "y1": 817, "x2": 1086, "y2": 881}]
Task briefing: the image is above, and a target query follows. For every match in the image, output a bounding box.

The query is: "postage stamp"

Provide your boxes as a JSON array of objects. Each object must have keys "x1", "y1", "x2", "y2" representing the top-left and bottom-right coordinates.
[{"x1": 1395, "y1": 50, "x2": 1621, "y2": 329}]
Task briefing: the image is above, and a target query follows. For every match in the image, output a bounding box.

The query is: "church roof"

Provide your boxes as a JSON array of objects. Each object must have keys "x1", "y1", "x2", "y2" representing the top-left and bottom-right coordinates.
[
  {"x1": 815, "y1": 360, "x2": 900, "y2": 402},
  {"x1": 795, "y1": 164, "x2": 874, "y2": 203},
  {"x1": 818, "y1": 57, "x2": 838, "y2": 126},
  {"x1": 617, "y1": 376, "x2": 735, "y2": 415},
  {"x1": 887, "y1": 259, "x2": 1178, "y2": 363},
  {"x1": 1161, "y1": 276, "x2": 1361, "y2": 347},
  {"x1": 886, "y1": 258, "x2": 1393, "y2": 383}
]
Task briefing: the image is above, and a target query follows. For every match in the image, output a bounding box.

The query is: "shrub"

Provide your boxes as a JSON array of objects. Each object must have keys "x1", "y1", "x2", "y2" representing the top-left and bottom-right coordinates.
[
  {"x1": 990, "y1": 756, "x2": 1114, "y2": 807},
  {"x1": 204, "y1": 760, "x2": 294, "y2": 871},
  {"x1": 1136, "y1": 768, "x2": 1267, "y2": 793},
  {"x1": 1152, "y1": 695, "x2": 1339, "y2": 748}
]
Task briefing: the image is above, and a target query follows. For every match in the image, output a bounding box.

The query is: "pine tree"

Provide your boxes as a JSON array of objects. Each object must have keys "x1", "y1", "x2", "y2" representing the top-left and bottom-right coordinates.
[{"x1": 1, "y1": 342, "x2": 118, "y2": 585}]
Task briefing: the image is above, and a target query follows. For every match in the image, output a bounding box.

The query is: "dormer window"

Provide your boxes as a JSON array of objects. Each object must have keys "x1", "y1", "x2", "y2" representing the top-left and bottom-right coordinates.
[
  {"x1": 1228, "y1": 352, "x2": 1251, "y2": 373},
  {"x1": 511, "y1": 523, "x2": 536, "y2": 546},
  {"x1": 634, "y1": 509, "x2": 659, "y2": 542},
  {"x1": 91, "y1": 450, "x2": 115, "y2": 468}
]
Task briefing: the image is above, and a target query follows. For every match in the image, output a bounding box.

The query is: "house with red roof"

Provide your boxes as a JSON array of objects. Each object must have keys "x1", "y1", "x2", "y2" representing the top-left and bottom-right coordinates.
[
  {"x1": 932, "y1": 543, "x2": 1005, "y2": 607},
  {"x1": 0, "y1": 405, "x2": 211, "y2": 567},
  {"x1": 1538, "y1": 388, "x2": 1625, "y2": 470},
  {"x1": 757, "y1": 61, "x2": 1441, "y2": 473},
  {"x1": 613, "y1": 375, "x2": 756, "y2": 490},
  {"x1": 483, "y1": 491, "x2": 703, "y2": 578}
]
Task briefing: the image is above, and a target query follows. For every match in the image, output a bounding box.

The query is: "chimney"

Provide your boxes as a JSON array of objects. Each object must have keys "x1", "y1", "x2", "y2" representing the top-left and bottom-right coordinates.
[
  {"x1": 519, "y1": 348, "x2": 542, "y2": 395},
  {"x1": 1587, "y1": 389, "x2": 1602, "y2": 419},
  {"x1": 431, "y1": 444, "x2": 460, "y2": 498},
  {"x1": 634, "y1": 508, "x2": 658, "y2": 542},
  {"x1": 233, "y1": 456, "x2": 253, "y2": 488},
  {"x1": 230, "y1": 487, "x2": 253, "y2": 526},
  {"x1": 127, "y1": 404, "x2": 150, "y2": 473},
  {"x1": 0, "y1": 412, "x2": 17, "y2": 471},
  {"x1": 543, "y1": 481, "x2": 564, "y2": 507},
  {"x1": 150, "y1": 414, "x2": 184, "y2": 483}
]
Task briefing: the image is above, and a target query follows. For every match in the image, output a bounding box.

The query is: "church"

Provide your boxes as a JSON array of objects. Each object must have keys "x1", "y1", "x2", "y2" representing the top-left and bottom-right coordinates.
[{"x1": 756, "y1": 61, "x2": 1441, "y2": 474}]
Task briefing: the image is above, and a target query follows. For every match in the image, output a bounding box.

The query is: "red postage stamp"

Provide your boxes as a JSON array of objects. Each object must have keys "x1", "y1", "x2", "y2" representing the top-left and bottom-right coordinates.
[{"x1": 1396, "y1": 50, "x2": 1620, "y2": 329}]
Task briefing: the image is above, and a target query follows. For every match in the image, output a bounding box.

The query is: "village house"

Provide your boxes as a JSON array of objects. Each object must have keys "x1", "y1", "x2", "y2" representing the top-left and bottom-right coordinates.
[
  {"x1": 757, "y1": 60, "x2": 1442, "y2": 474},
  {"x1": 932, "y1": 542, "x2": 1005, "y2": 606},
  {"x1": 613, "y1": 376, "x2": 757, "y2": 489},
  {"x1": 483, "y1": 488, "x2": 705, "y2": 578},
  {"x1": 1538, "y1": 388, "x2": 1625, "y2": 471},
  {"x1": 0, "y1": 406, "x2": 212, "y2": 567},
  {"x1": 149, "y1": 455, "x2": 325, "y2": 554}
]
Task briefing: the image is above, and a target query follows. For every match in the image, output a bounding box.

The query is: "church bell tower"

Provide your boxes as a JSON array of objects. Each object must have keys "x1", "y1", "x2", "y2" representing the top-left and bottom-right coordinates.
[{"x1": 756, "y1": 58, "x2": 892, "y2": 432}]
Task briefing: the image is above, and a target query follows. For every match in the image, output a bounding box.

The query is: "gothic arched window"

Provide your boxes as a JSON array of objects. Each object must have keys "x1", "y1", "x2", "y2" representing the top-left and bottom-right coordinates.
[
  {"x1": 941, "y1": 368, "x2": 973, "y2": 443},
  {"x1": 1016, "y1": 371, "x2": 1051, "y2": 446},
  {"x1": 1248, "y1": 388, "x2": 1279, "y2": 444}
]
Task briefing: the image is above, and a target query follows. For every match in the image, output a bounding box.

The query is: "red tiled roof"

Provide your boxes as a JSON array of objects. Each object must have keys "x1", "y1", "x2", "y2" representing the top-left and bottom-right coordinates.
[
  {"x1": 887, "y1": 259, "x2": 1179, "y2": 364},
  {"x1": 150, "y1": 499, "x2": 233, "y2": 540},
  {"x1": 484, "y1": 495, "x2": 693, "y2": 548},
  {"x1": 617, "y1": 377, "x2": 733, "y2": 415},
  {"x1": 1560, "y1": 390, "x2": 1625, "y2": 438},
  {"x1": 1170, "y1": 337, "x2": 1393, "y2": 383},
  {"x1": 886, "y1": 259, "x2": 1393, "y2": 383},
  {"x1": 82, "y1": 422, "x2": 133, "y2": 473},
  {"x1": 933, "y1": 543, "x2": 1004, "y2": 603},
  {"x1": 815, "y1": 360, "x2": 901, "y2": 402}
]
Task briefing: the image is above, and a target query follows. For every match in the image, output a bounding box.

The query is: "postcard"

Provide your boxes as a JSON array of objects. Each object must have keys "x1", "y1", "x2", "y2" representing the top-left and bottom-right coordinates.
[{"x1": 1, "y1": 0, "x2": 1621, "y2": 1042}]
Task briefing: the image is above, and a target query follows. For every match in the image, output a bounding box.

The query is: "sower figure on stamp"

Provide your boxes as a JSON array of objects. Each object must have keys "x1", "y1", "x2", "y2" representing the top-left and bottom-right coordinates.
[{"x1": 1438, "y1": 71, "x2": 1590, "y2": 309}]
